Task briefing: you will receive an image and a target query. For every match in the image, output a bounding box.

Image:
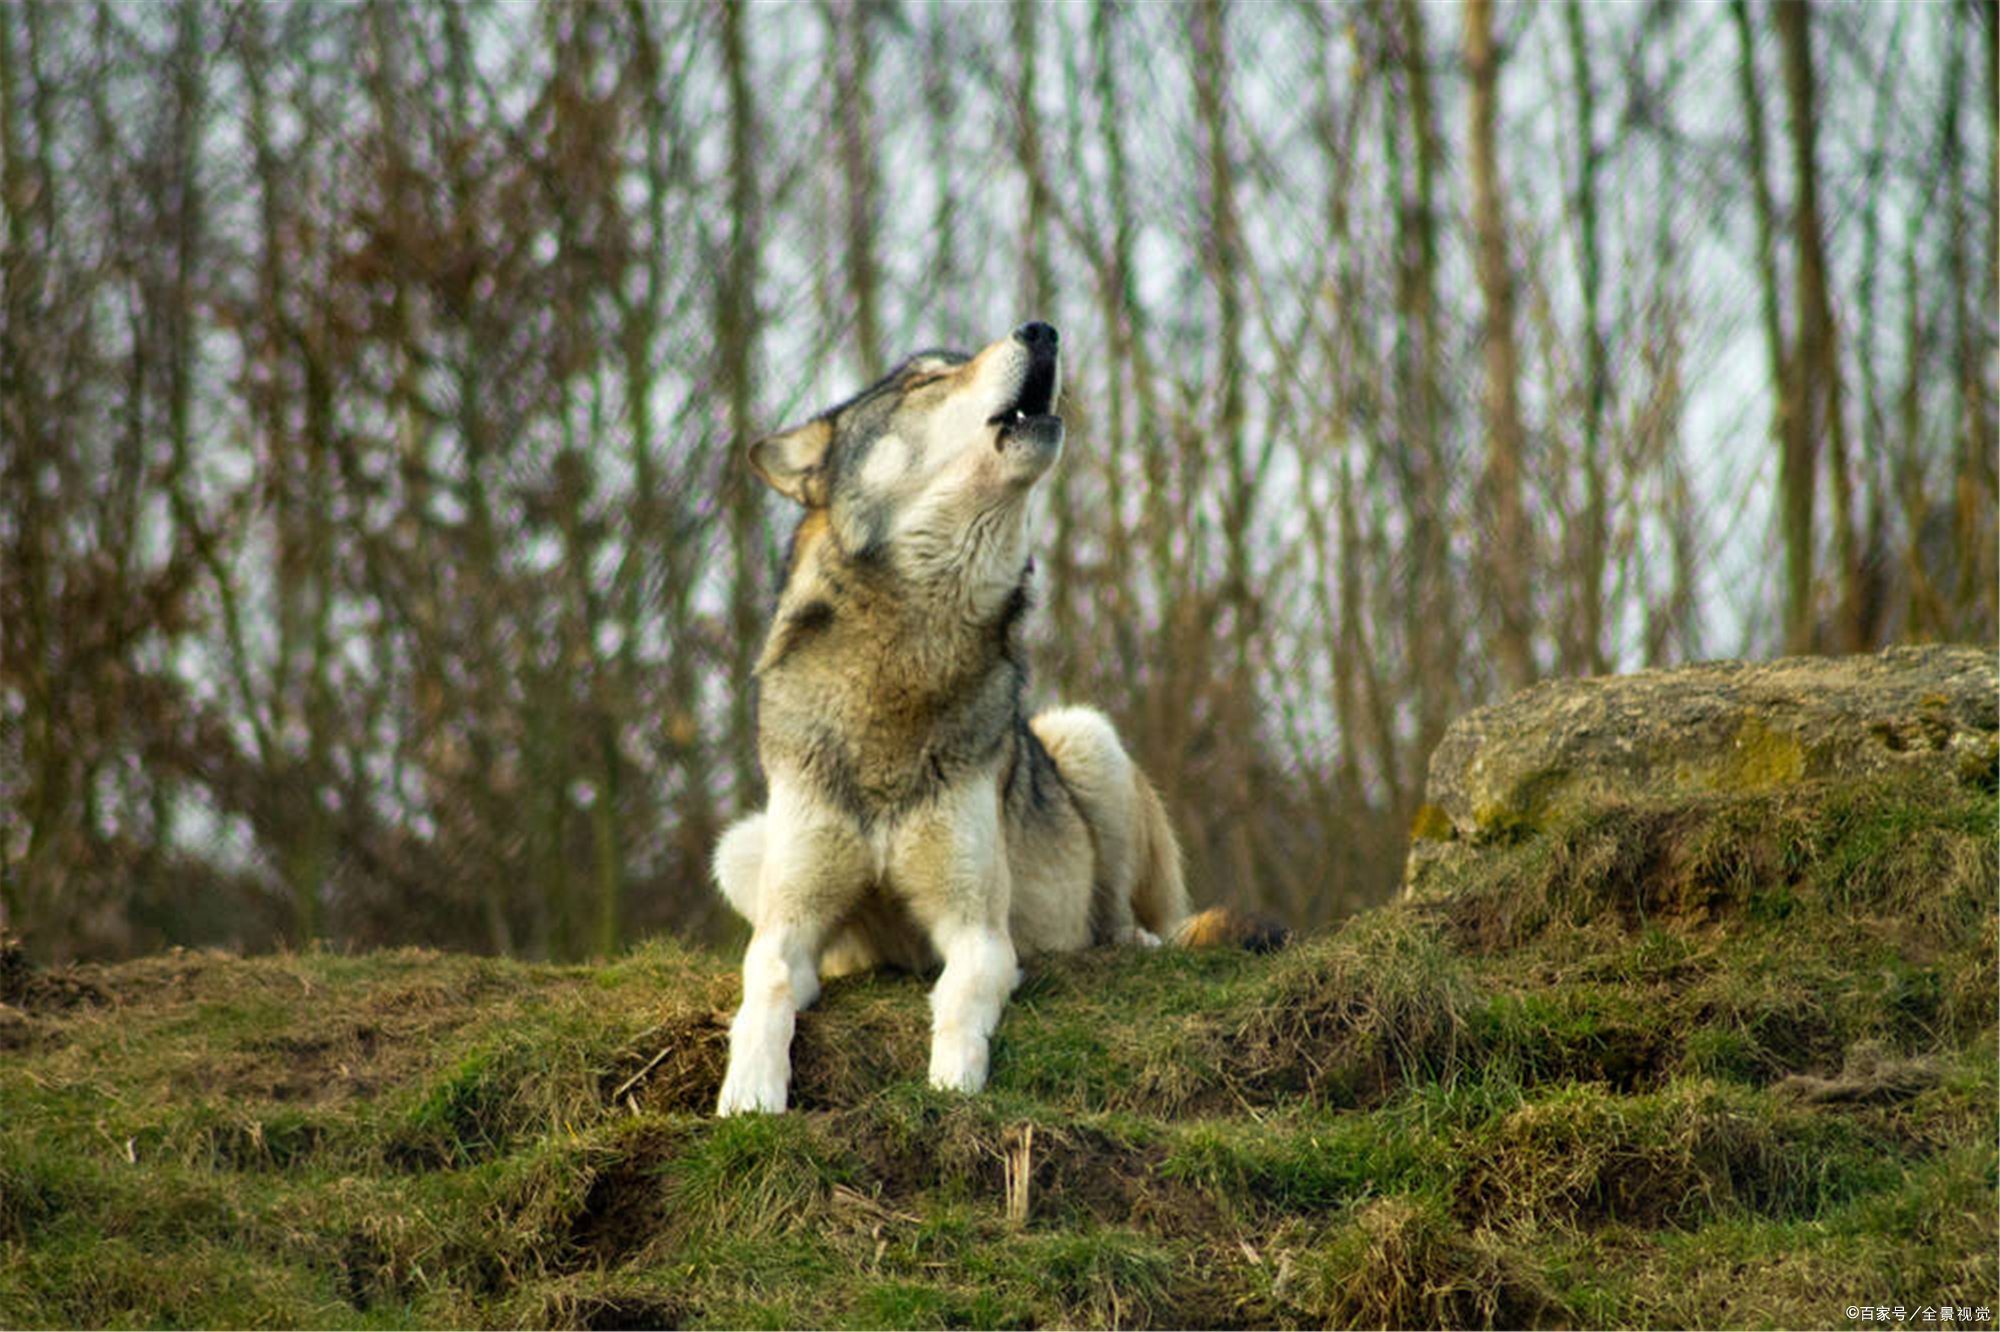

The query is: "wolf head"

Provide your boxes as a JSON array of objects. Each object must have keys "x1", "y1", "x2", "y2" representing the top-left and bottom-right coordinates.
[{"x1": 749, "y1": 323, "x2": 1063, "y2": 593}]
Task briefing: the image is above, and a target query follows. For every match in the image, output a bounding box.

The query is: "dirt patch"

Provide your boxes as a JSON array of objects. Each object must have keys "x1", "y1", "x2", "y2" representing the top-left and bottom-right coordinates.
[
  {"x1": 831, "y1": 1098, "x2": 997, "y2": 1202},
  {"x1": 570, "y1": 1158, "x2": 669, "y2": 1267},
  {"x1": 788, "y1": 997, "x2": 928, "y2": 1110},
  {"x1": 562, "y1": 1121, "x2": 692, "y2": 1268},
  {"x1": 564, "y1": 1128, "x2": 710, "y2": 1265},
  {"x1": 834, "y1": 1102, "x2": 1229, "y2": 1239},
  {"x1": 547, "y1": 1292, "x2": 685, "y2": 1331},
  {"x1": 993, "y1": 1121, "x2": 1182, "y2": 1231},
  {"x1": 603, "y1": 1007, "x2": 729, "y2": 1115},
  {"x1": 1157, "y1": 1241, "x2": 1284, "y2": 1331},
  {"x1": 605, "y1": 978, "x2": 928, "y2": 1116},
  {"x1": 0, "y1": 935, "x2": 106, "y2": 1011}
]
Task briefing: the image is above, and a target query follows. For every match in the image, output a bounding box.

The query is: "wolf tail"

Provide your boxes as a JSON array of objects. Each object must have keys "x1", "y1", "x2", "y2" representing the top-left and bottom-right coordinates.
[
  {"x1": 1124, "y1": 772, "x2": 1291, "y2": 951},
  {"x1": 1168, "y1": 905, "x2": 1291, "y2": 953},
  {"x1": 1127, "y1": 767, "x2": 1190, "y2": 936}
]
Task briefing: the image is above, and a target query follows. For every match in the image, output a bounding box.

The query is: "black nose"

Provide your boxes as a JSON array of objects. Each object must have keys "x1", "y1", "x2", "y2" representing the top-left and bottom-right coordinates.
[{"x1": 1014, "y1": 321, "x2": 1058, "y2": 350}]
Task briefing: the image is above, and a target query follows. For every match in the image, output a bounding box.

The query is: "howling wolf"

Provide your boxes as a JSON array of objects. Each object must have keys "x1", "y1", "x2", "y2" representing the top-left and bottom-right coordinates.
[{"x1": 713, "y1": 322, "x2": 1281, "y2": 1116}]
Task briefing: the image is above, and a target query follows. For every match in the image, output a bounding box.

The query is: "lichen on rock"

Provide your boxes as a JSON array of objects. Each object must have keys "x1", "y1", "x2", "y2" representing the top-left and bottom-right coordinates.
[{"x1": 1405, "y1": 643, "x2": 1999, "y2": 898}]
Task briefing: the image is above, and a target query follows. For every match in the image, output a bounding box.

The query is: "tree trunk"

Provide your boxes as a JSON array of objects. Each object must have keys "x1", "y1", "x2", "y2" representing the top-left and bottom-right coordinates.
[
  {"x1": 1731, "y1": 0, "x2": 1806, "y2": 654},
  {"x1": 720, "y1": 0, "x2": 765, "y2": 814},
  {"x1": 1942, "y1": 3, "x2": 1994, "y2": 635},
  {"x1": 1191, "y1": 0, "x2": 1258, "y2": 909},
  {"x1": 1397, "y1": 0, "x2": 1459, "y2": 750},
  {"x1": 1776, "y1": 0, "x2": 1860, "y2": 652},
  {"x1": 1012, "y1": 0, "x2": 1075, "y2": 681},
  {"x1": 1978, "y1": 0, "x2": 2000, "y2": 637},
  {"x1": 1463, "y1": 0, "x2": 1535, "y2": 693},
  {"x1": 1563, "y1": 0, "x2": 1609, "y2": 675},
  {"x1": 831, "y1": 0, "x2": 882, "y2": 374}
]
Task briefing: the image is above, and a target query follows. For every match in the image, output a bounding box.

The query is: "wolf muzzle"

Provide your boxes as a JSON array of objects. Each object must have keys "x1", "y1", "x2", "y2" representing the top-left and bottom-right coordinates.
[{"x1": 992, "y1": 322, "x2": 1062, "y2": 453}]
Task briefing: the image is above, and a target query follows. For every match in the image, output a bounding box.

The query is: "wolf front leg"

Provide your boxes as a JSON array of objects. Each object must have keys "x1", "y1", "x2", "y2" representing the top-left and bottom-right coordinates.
[
  {"x1": 924, "y1": 916, "x2": 1019, "y2": 1092},
  {"x1": 715, "y1": 805, "x2": 867, "y2": 1116},
  {"x1": 715, "y1": 918, "x2": 822, "y2": 1115},
  {"x1": 895, "y1": 781, "x2": 1022, "y2": 1095}
]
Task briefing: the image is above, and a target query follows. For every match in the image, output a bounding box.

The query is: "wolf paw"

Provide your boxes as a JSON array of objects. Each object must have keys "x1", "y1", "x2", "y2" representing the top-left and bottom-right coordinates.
[
  {"x1": 715, "y1": 1042, "x2": 790, "y2": 1116},
  {"x1": 927, "y1": 1034, "x2": 990, "y2": 1095},
  {"x1": 716, "y1": 1067, "x2": 788, "y2": 1116}
]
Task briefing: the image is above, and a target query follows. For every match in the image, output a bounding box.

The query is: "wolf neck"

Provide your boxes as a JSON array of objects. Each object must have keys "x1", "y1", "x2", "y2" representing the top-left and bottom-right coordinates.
[
  {"x1": 759, "y1": 505, "x2": 1033, "y2": 683},
  {"x1": 753, "y1": 504, "x2": 1038, "y2": 825},
  {"x1": 890, "y1": 499, "x2": 1034, "y2": 626}
]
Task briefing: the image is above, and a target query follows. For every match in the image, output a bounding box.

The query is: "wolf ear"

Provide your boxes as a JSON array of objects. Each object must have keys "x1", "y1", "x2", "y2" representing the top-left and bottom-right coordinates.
[{"x1": 747, "y1": 419, "x2": 834, "y2": 506}]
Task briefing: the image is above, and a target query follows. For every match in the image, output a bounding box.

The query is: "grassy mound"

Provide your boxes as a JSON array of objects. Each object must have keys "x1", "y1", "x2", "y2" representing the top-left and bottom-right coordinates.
[{"x1": 2, "y1": 777, "x2": 1994, "y2": 1329}]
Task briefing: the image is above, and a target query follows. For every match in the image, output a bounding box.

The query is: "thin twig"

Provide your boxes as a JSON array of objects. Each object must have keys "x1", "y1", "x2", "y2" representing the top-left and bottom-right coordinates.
[{"x1": 611, "y1": 1045, "x2": 673, "y2": 1102}]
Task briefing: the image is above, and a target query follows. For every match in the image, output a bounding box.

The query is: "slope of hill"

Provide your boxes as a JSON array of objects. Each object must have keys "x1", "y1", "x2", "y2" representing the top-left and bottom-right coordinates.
[{"x1": 4, "y1": 753, "x2": 1994, "y2": 1329}]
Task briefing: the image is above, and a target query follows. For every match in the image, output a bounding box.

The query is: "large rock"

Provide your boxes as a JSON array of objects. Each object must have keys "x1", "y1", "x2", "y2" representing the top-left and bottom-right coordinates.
[{"x1": 1404, "y1": 644, "x2": 1998, "y2": 896}]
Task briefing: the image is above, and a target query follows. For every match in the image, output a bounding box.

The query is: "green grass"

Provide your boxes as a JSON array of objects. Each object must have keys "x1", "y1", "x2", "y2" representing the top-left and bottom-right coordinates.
[{"x1": 2, "y1": 777, "x2": 1995, "y2": 1328}]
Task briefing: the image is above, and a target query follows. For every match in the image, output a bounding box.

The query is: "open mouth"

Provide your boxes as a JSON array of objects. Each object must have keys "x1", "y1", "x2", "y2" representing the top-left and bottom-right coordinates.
[{"x1": 987, "y1": 355, "x2": 1058, "y2": 432}]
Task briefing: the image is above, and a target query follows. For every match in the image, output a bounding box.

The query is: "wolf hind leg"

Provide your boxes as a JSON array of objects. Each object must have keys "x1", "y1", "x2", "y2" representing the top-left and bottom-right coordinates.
[
  {"x1": 1029, "y1": 705, "x2": 1189, "y2": 941},
  {"x1": 819, "y1": 926, "x2": 882, "y2": 978}
]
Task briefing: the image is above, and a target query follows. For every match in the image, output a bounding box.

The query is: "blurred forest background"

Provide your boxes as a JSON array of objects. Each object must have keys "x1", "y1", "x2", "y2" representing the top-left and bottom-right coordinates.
[{"x1": 1, "y1": 0, "x2": 1993, "y2": 963}]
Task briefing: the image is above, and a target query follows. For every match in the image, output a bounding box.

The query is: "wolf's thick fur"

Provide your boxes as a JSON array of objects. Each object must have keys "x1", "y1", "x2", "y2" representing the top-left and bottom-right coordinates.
[{"x1": 712, "y1": 323, "x2": 1192, "y2": 1115}]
